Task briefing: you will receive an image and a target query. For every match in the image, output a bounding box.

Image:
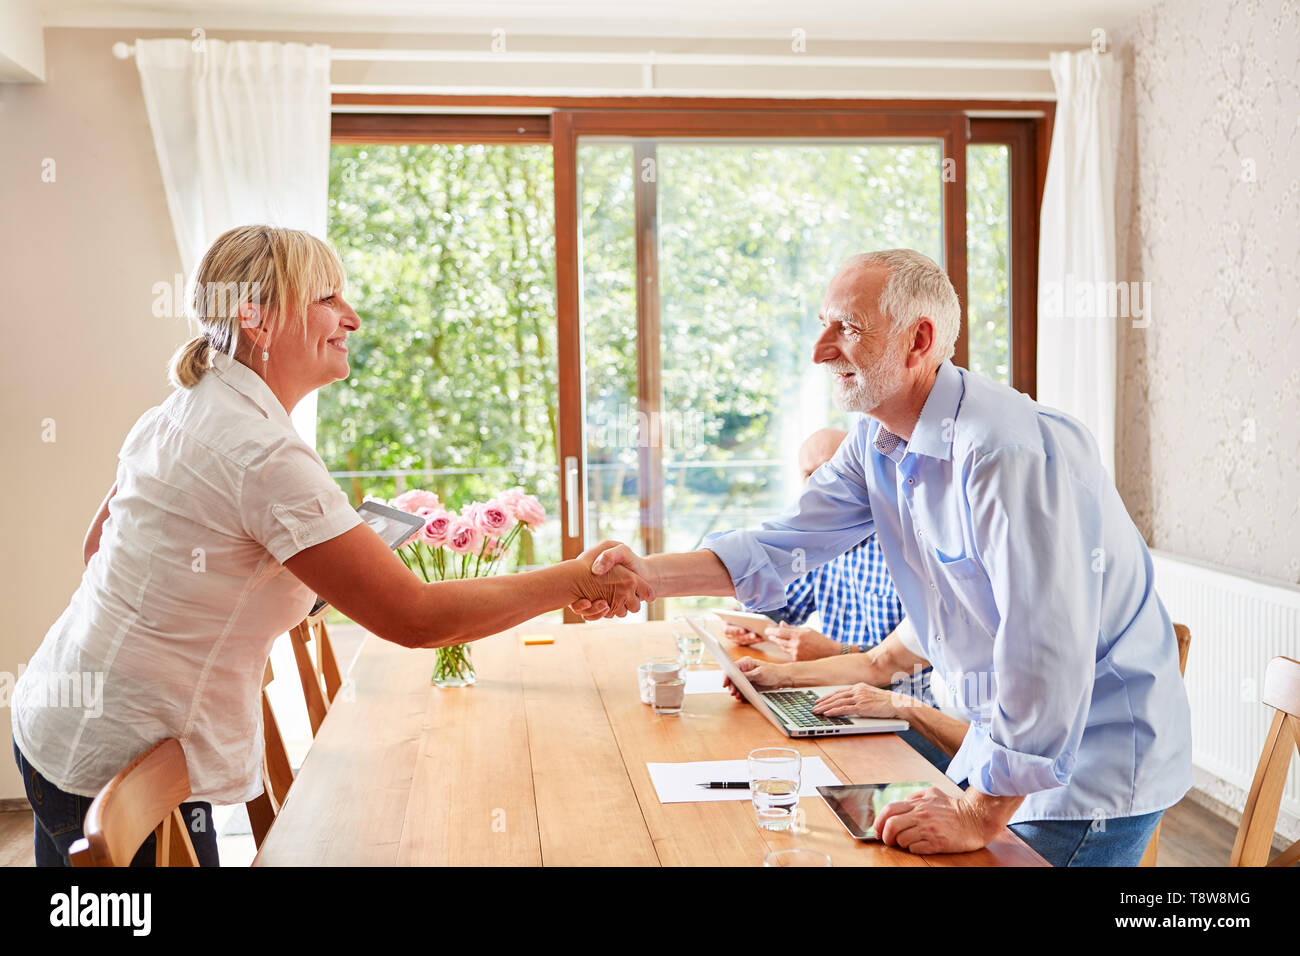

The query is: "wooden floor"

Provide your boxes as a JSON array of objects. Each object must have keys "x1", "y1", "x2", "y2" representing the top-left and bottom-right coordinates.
[{"x1": 0, "y1": 793, "x2": 1245, "y2": 868}]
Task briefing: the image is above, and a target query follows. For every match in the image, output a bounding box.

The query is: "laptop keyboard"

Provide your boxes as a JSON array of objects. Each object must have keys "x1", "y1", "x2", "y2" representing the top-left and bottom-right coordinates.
[{"x1": 764, "y1": 690, "x2": 854, "y2": 728}]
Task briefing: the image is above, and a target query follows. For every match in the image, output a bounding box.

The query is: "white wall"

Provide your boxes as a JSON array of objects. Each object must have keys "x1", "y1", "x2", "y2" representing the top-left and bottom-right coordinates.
[
  {"x1": 1113, "y1": 0, "x2": 1300, "y2": 587},
  {"x1": 0, "y1": 28, "x2": 184, "y2": 801}
]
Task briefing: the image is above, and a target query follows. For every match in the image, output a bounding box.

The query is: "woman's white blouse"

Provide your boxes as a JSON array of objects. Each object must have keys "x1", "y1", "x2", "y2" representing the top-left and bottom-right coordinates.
[{"x1": 11, "y1": 352, "x2": 362, "y2": 803}]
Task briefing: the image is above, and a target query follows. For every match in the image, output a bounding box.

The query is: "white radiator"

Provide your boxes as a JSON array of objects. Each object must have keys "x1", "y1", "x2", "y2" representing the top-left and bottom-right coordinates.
[{"x1": 1150, "y1": 550, "x2": 1300, "y2": 834}]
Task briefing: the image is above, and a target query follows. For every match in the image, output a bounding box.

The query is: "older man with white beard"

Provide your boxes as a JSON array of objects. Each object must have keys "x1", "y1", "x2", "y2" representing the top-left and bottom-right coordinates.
[{"x1": 573, "y1": 249, "x2": 1193, "y2": 866}]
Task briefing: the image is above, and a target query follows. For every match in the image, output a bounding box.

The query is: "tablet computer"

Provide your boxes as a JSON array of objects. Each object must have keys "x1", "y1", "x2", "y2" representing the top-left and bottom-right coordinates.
[
  {"x1": 307, "y1": 499, "x2": 426, "y2": 616},
  {"x1": 817, "y1": 782, "x2": 932, "y2": 840}
]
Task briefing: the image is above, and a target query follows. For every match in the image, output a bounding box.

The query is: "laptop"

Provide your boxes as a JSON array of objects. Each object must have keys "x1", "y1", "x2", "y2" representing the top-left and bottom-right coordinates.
[
  {"x1": 686, "y1": 617, "x2": 910, "y2": 738},
  {"x1": 308, "y1": 499, "x2": 426, "y2": 616}
]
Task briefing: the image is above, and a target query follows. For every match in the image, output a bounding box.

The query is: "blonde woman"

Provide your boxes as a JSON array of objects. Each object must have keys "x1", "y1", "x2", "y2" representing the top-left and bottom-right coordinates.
[{"x1": 11, "y1": 224, "x2": 651, "y2": 867}]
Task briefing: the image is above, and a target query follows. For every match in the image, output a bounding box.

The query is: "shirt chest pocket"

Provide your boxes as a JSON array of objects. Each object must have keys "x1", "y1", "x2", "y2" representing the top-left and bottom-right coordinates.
[{"x1": 929, "y1": 548, "x2": 998, "y2": 634}]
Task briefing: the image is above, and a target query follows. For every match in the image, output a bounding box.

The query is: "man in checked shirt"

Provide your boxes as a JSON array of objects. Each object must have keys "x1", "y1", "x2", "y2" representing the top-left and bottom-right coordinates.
[{"x1": 723, "y1": 427, "x2": 952, "y2": 772}]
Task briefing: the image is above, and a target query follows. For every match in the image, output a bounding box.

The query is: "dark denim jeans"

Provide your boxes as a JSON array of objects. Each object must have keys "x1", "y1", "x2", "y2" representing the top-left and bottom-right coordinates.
[{"x1": 13, "y1": 740, "x2": 219, "y2": 867}]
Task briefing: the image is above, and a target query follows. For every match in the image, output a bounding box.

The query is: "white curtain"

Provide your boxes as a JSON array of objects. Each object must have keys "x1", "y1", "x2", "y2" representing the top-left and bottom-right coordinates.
[
  {"x1": 1037, "y1": 50, "x2": 1121, "y2": 478},
  {"x1": 135, "y1": 38, "x2": 332, "y2": 446}
]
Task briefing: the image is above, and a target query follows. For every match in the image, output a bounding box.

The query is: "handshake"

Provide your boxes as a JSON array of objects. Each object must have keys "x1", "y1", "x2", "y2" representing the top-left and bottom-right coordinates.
[{"x1": 567, "y1": 540, "x2": 655, "y2": 619}]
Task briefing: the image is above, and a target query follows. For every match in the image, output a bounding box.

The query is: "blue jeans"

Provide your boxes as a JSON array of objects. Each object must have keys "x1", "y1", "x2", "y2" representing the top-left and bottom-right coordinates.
[
  {"x1": 13, "y1": 740, "x2": 220, "y2": 867},
  {"x1": 1008, "y1": 809, "x2": 1164, "y2": 867}
]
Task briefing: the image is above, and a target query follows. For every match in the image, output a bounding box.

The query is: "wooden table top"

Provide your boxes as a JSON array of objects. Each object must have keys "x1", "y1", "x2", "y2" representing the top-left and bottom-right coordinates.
[{"x1": 253, "y1": 619, "x2": 1048, "y2": 866}]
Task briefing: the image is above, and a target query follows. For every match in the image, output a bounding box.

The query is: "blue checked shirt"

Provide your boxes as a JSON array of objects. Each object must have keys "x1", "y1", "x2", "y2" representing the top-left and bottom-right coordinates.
[
  {"x1": 703, "y1": 360, "x2": 1193, "y2": 824},
  {"x1": 768, "y1": 537, "x2": 935, "y2": 705}
]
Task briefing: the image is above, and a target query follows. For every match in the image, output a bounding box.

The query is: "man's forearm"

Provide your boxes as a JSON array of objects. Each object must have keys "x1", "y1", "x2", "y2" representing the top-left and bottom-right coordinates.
[
  {"x1": 960, "y1": 788, "x2": 1025, "y2": 842},
  {"x1": 643, "y1": 550, "x2": 737, "y2": 599}
]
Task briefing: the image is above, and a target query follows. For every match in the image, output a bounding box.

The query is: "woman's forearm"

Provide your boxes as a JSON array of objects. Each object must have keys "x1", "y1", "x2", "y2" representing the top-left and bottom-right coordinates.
[
  {"x1": 782, "y1": 650, "x2": 893, "y2": 688},
  {"x1": 406, "y1": 563, "x2": 580, "y2": 649}
]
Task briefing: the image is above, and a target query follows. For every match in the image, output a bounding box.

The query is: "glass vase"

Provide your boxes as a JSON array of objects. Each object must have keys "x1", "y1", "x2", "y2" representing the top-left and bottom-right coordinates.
[{"x1": 432, "y1": 643, "x2": 476, "y2": 688}]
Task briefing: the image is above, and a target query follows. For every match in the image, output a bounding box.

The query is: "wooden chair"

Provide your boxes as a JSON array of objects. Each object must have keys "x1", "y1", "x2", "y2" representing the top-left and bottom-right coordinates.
[
  {"x1": 68, "y1": 738, "x2": 199, "y2": 867},
  {"x1": 244, "y1": 658, "x2": 296, "y2": 848},
  {"x1": 1229, "y1": 655, "x2": 1300, "y2": 867},
  {"x1": 289, "y1": 609, "x2": 343, "y2": 736},
  {"x1": 1138, "y1": 622, "x2": 1192, "y2": 867}
]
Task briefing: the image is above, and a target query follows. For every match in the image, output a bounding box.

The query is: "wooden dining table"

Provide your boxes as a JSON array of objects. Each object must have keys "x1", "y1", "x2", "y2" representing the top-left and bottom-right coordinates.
[{"x1": 253, "y1": 618, "x2": 1048, "y2": 866}]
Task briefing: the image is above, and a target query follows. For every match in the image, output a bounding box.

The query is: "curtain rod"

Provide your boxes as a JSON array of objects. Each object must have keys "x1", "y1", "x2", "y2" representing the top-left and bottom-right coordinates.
[{"x1": 111, "y1": 43, "x2": 1050, "y2": 72}]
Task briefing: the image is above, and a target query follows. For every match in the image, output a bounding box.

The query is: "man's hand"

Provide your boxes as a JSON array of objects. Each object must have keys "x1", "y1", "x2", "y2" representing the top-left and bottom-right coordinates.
[
  {"x1": 722, "y1": 623, "x2": 764, "y2": 646},
  {"x1": 568, "y1": 541, "x2": 653, "y2": 619},
  {"x1": 567, "y1": 540, "x2": 655, "y2": 618},
  {"x1": 721, "y1": 657, "x2": 792, "y2": 701},
  {"x1": 763, "y1": 623, "x2": 841, "y2": 660},
  {"x1": 811, "y1": 682, "x2": 910, "y2": 719},
  {"x1": 872, "y1": 788, "x2": 995, "y2": 855}
]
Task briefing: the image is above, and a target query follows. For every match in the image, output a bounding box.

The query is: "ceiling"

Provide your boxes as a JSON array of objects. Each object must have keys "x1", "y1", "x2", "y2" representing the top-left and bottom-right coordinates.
[{"x1": 39, "y1": 0, "x2": 1158, "y2": 44}]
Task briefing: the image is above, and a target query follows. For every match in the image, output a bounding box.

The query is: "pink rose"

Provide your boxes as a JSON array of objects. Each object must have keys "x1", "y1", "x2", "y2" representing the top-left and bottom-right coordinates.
[
  {"x1": 420, "y1": 510, "x2": 454, "y2": 547},
  {"x1": 511, "y1": 493, "x2": 546, "y2": 531},
  {"x1": 469, "y1": 500, "x2": 511, "y2": 537},
  {"x1": 391, "y1": 489, "x2": 441, "y2": 514},
  {"x1": 446, "y1": 517, "x2": 484, "y2": 555}
]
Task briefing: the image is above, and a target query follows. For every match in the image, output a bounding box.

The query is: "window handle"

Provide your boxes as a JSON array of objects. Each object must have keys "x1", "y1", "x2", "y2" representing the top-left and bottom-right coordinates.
[{"x1": 565, "y1": 456, "x2": 580, "y2": 540}]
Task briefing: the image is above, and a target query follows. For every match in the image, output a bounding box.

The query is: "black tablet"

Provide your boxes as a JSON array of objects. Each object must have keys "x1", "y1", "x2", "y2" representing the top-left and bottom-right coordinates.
[
  {"x1": 817, "y1": 782, "x2": 933, "y2": 840},
  {"x1": 307, "y1": 499, "x2": 427, "y2": 616}
]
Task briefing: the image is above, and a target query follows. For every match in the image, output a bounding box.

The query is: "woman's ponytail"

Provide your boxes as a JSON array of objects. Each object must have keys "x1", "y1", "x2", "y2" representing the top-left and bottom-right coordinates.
[{"x1": 168, "y1": 334, "x2": 213, "y2": 389}]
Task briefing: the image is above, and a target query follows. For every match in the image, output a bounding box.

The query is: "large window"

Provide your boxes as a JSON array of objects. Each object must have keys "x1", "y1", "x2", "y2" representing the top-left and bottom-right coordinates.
[{"x1": 325, "y1": 106, "x2": 1047, "y2": 619}]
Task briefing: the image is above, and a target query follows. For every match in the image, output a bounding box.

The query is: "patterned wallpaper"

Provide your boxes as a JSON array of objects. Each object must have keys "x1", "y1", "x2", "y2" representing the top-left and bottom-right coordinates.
[{"x1": 1113, "y1": 0, "x2": 1300, "y2": 585}]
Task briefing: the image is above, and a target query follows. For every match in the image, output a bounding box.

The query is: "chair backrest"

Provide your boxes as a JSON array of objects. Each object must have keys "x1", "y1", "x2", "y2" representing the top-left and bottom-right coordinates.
[
  {"x1": 289, "y1": 611, "x2": 343, "y2": 736},
  {"x1": 1230, "y1": 655, "x2": 1300, "y2": 867},
  {"x1": 1139, "y1": 622, "x2": 1192, "y2": 867},
  {"x1": 69, "y1": 738, "x2": 199, "y2": 867},
  {"x1": 245, "y1": 658, "x2": 297, "y2": 848}
]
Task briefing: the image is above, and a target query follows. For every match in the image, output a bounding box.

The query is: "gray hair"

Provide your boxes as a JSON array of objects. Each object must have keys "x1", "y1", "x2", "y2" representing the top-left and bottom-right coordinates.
[{"x1": 840, "y1": 249, "x2": 961, "y2": 367}]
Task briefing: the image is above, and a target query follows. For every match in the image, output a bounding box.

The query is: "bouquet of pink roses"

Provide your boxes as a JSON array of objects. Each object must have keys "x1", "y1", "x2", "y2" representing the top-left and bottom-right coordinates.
[{"x1": 389, "y1": 487, "x2": 547, "y2": 686}]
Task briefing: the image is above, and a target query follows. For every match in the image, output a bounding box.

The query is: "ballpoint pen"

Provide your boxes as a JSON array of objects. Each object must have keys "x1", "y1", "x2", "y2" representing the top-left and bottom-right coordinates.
[{"x1": 696, "y1": 781, "x2": 751, "y2": 789}]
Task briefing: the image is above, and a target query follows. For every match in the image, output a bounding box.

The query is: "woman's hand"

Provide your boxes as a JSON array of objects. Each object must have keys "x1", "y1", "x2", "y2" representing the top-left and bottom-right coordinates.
[
  {"x1": 567, "y1": 540, "x2": 655, "y2": 618},
  {"x1": 722, "y1": 623, "x2": 764, "y2": 646},
  {"x1": 811, "y1": 682, "x2": 908, "y2": 719},
  {"x1": 569, "y1": 541, "x2": 653, "y2": 619},
  {"x1": 722, "y1": 657, "x2": 792, "y2": 700},
  {"x1": 763, "y1": 623, "x2": 841, "y2": 660}
]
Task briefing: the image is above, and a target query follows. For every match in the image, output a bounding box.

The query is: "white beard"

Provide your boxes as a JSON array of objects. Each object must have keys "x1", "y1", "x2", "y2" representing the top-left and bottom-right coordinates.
[{"x1": 829, "y1": 346, "x2": 904, "y2": 414}]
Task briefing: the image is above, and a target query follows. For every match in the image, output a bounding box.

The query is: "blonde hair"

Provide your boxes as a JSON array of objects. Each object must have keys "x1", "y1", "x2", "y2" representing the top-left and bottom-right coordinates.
[{"x1": 168, "y1": 225, "x2": 346, "y2": 388}]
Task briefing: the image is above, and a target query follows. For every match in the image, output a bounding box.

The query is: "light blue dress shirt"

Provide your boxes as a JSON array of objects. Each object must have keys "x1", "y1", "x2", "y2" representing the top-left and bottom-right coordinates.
[{"x1": 704, "y1": 361, "x2": 1193, "y2": 823}]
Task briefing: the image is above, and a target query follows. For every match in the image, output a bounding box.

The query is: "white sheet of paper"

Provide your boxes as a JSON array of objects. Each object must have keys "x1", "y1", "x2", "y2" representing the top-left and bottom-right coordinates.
[
  {"x1": 683, "y1": 670, "x2": 726, "y2": 695},
  {"x1": 647, "y1": 757, "x2": 842, "y2": 803}
]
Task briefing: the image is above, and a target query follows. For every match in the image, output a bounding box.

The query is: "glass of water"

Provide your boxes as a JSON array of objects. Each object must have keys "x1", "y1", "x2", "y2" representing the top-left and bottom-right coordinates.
[
  {"x1": 672, "y1": 618, "x2": 705, "y2": 666},
  {"x1": 748, "y1": 747, "x2": 801, "y2": 831}
]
